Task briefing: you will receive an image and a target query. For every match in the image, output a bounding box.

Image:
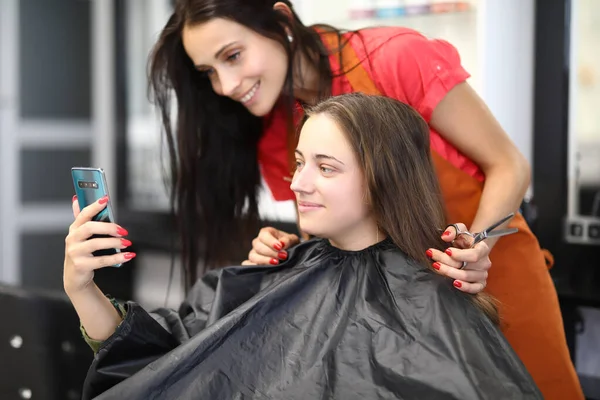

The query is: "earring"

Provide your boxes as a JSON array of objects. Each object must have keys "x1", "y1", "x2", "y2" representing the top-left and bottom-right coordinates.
[{"x1": 287, "y1": 34, "x2": 294, "y2": 43}]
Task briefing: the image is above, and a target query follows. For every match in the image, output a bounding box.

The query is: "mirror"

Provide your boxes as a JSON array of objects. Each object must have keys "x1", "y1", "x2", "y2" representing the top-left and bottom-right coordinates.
[{"x1": 565, "y1": 0, "x2": 600, "y2": 244}]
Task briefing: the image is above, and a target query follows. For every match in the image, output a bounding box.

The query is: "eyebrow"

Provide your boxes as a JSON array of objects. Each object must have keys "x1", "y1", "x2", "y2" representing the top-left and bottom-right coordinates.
[
  {"x1": 295, "y1": 149, "x2": 345, "y2": 165},
  {"x1": 194, "y1": 41, "x2": 238, "y2": 69}
]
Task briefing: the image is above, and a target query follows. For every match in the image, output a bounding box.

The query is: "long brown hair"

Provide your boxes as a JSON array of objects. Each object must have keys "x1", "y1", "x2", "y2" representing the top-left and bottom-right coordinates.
[
  {"x1": 303, "y1": 93, "x2": 499, "y2": 325},
  {"x1": 148, "y1": 0, "x2": 345, "y2": 289}
]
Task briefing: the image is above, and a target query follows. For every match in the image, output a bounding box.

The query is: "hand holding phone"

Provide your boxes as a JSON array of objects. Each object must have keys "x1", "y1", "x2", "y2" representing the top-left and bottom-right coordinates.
[
  {"x1": 64, "y1": 168, "x2": 135, "y2": 295},
  {"x1": 71, "y1": 168, "x2": 124, "y2": 259}
]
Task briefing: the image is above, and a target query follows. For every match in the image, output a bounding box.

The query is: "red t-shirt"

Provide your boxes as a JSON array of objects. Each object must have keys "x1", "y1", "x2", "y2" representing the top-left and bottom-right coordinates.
[{"x1": 258, "y1": 27, "x2": 484, "y2": 201}]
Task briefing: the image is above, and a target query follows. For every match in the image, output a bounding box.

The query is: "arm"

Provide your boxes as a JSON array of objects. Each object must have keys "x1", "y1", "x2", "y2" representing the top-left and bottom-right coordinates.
[
  {"x1": 368, "y1": 32, "x2": 529, "y2": 292},
  {"x1": 368, "y1": 32, "x2": 530, "y2": 244},
  {"x1": 64, "y1": 196, "x2": 136, "y2": 343},
  {"x1": 68, "y1": 283, "x2": 123, "y2": 343},
  {"x1": 430, "y1": 81, "x2": 531, "y2": 250},
  {"x1": 65, "y1": 198, "x2": 178, "y2": 398}
]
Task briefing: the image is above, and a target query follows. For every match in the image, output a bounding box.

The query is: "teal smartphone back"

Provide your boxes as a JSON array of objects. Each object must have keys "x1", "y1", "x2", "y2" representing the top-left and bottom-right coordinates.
[
  {"x1": 71, "y1": 168, "x2": 112, "y2": 222},
  {"x1": 71, "y1": 167, "x2": 121, "y2": 264}
]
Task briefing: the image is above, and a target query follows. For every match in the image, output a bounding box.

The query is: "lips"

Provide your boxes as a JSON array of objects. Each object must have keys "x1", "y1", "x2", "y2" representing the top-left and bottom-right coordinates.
[
  {"x1": 297, "y1": 201, "x2": 324, "y2": 212},
  {"x1": 239, "y1": 82, "x2": 260, "y2": 104},
  {"x1": 298, "y1": 201, "x2": 322, "y2": 207}
]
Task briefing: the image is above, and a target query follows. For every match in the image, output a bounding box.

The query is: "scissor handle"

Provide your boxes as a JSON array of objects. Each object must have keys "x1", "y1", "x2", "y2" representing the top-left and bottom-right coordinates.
[{"x1": 442, "y1": 216, "x2": 518, "y2": 248}]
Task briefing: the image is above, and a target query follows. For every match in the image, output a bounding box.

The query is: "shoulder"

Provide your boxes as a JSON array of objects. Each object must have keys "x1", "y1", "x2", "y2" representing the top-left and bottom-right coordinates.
[
  {"x1": 345, "y1": 26, "x2": 425, "y2": 53},
  {"x1": 344, "y1": 27, "x2": 469, "y2": 119},
  {"x1": 347, "y1": 26, "x2": 459, "y2": 66}
]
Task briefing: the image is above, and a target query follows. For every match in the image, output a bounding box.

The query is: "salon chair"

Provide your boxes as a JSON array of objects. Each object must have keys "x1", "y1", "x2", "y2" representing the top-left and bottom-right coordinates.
[{"x1": 0, "y1": 284, "x2": 92, "y2": 400}]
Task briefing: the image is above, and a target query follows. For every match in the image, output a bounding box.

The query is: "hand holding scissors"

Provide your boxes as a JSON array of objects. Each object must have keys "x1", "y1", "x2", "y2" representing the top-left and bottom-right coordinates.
[
  {"x1": 426, "y1": 213, "x2": 519, "y2": 294},
  {"x1": 447, "y1": 212, "x2": 519, "y2": 266}
]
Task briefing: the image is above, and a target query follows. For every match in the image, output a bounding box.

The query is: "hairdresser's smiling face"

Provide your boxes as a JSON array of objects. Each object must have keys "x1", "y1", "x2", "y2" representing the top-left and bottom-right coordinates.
[
  {"x1": 291, "y1": 114, "x2": 377, "y2": 249},
  {"x1": 182, "y1": 18, "x2": 288, "y2": 117}
]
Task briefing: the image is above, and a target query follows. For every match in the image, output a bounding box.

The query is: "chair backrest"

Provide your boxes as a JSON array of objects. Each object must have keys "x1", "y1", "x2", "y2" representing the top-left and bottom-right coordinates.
[{"x1": 0, "y1": 284, "x2": 92, "y2": 400}]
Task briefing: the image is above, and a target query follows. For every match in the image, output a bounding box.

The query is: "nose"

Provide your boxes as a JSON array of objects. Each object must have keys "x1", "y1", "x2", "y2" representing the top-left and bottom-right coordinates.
[
  {"x1": 290, "y1": 165, "x2": 315, "y2": 194},
  {"x1": 215, "y1": 68, "x2": 242, "y2": 97}
]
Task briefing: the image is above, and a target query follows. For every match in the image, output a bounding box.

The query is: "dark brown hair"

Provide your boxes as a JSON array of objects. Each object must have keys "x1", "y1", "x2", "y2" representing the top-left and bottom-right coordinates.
[
  {"x1": 303, "y1": 93, "x2": 499, "y2": 325},
  {"x1": 148, "y1": 0, "x2": 344, "y2": 289}
]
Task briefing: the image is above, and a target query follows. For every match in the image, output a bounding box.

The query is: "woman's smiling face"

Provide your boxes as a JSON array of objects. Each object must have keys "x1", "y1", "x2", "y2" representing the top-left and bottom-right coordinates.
[
  {"x1": 182, "y1": 17, "x2": 289, "y2": 117},
  {"x1": 291, "y1": 113, "x2": 378, "y2": 249}
]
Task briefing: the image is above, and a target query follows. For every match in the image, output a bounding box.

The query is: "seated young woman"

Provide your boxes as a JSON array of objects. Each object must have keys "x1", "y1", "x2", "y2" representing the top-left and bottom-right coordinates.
[{"x1": 64, "y1": 93, "x2": 542, "y2": 399}]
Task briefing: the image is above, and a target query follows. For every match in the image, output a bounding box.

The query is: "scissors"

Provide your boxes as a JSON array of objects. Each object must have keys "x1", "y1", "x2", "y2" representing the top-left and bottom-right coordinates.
[{"x1": 443, "y1": 212, "x2": 519, "y2": 269}]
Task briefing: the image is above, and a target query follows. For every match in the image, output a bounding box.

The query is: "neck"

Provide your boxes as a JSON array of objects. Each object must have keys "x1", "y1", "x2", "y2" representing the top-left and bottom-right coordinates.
[
  {"x1": 291, "y1": 48, "x2": 322, "y2": 105},
  {"x1": 328, "y1": 220, "x2": 387, "y2": 251}
]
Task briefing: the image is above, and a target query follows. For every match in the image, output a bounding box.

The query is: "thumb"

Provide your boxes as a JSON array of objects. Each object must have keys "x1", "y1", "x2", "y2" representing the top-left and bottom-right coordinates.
[
  {"x1": 72, "y1": 195, "x2": 81, "y2": 218},
  {"x1": 440, "y1": 223, "x2": 473, "y2": 248},
  {"x1": 440, "y1": 229, "x2": 454, "y2": 243},
  {"x1": 441, "y1": 223, "x2": 468, "y2": 243}
]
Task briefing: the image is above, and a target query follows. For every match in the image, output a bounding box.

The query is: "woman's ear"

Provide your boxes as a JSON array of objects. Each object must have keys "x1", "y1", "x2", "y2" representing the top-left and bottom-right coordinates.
[{"x1": 273, "y1": 2, "x2": 294, "y2": 22}]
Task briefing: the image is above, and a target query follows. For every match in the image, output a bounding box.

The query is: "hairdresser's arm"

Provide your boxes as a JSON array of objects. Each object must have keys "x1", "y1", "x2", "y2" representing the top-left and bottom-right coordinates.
[
  {"x1": 430, "y1": 81, "x2": 531, "y2": 243},
  {"x1": 423, "y1": 82, "x2": 530, "y2": 294}
]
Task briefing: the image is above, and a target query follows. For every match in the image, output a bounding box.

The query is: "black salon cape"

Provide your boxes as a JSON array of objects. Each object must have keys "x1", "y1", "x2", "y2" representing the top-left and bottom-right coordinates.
[{"x1": 83, "y1": 238, "x2": 542, "y2": 400}]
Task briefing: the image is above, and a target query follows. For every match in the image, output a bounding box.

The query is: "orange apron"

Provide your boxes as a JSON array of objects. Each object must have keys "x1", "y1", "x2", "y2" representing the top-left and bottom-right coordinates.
[{"x1": 296, "y1": 32, "x2": 583, "y2": 400}]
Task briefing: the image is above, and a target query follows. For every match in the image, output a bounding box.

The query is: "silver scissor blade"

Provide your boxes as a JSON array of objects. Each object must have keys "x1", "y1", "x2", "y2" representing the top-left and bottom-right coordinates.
[
  {"x1": 471, "y1": 227, "x2": 519, "y2": 248},
  {"x1": 485, "y1": 228, "x2": 519, "y2": 238},
  {"x1": 482, "y1": 212, "x2": 515, "y2": 234}
]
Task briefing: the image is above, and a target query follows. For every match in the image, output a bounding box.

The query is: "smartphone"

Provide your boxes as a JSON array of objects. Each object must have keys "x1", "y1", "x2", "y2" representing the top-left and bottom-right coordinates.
[{"x1": 71, "y1": 167, "x2": 121, "y2": 266}]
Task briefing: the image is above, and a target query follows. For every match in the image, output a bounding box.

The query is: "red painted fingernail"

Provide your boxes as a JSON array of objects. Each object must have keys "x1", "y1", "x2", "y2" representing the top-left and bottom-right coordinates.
[
  {"x1": 273, "y1": 242, "x2": 283, "y2": 251},
  {"x1": 98, "y1": 196, "x2": 109, "y2": 204},
  {"x1": 269, "y1": 258, "x2": 279, "y2": 265},
  {"x1": 278, "y1": 251, "x2": 287, "y2": 260},
  {"x1": 453, "y1": 281, "x2": 462, "y2": 288},
  {"x1": 121, "y1": 239, "x2": 132, "y2": 247},
  {"x1": 445, "y1": 248, "x2": 452, "y2": 256},
  {"x1": 443, "y1": 231, "x2": 451, "y2": 237},
  {"x1": 280, "y1": 241, "x2": 286, "y2": 249},
  {"x1": 123, "y1": 252, "x2": 136, "y2": 260},
  {"x1": 72, "y1": 195, "x2": 77, "y2": 202},
  {"x1": 432, "y1": 262, "x2": 441, "y2": 270},
  {"x1": 117, "y1": 227, "x2": 129, "y2": 236},
  {"x1": 426, "y1": 249, "x2": 433, "y2": 258}
]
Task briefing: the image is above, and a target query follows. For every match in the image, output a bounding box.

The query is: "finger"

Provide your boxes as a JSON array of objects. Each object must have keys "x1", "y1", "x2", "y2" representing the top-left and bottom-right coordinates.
[
  {"x1": 72, "y1": 196, "x2": 109, "y2": 229},
  {"x1": 241, "y1": 260, "x2": 256, "y2": 266},
  {"x1": 252, "y1": 237, "x2": 280, "y2": 259},
  {"x1": 452, "y1": 234, "x2": 474, "y2": 249},
  {"x1": 91, "y1": 252, "x2": 136, "y2": 269},
  {"x1": 70, "y1": 221, "x2": 127, "y2": 242},
  {"x1": 427, "y1": 248, "x2": 463, "y2": 270},
  {"x1": 72, "y1": 195, "x2": 81, "y2": 218},
  {"x1": 433, "y1": 262, "x2": 488, "y2": 284},
  {"x1": 248, "y1": 249, "x2": 279, "y2": 266},
  {"x1": 72, "y1": 251, "x2": 136, "y2": 272},
  {"x1": 258, "y1": 227, "x2": 286, "y2": 251},
  {"x1": 441, "y1": 223, "x2": 469, "y2": 243},
  {"x1": 444, "y1": 242, "x2": 491, "y2": 266},
  {"x1": 451, "y1": 280, "x2": 486, "y2": 294},
  {"x1": 280, "y1": 234, "x2": 300, "y2": 250},
  {"x1": 78, "y1": 237, "x2": 132, "y2": 256}
]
